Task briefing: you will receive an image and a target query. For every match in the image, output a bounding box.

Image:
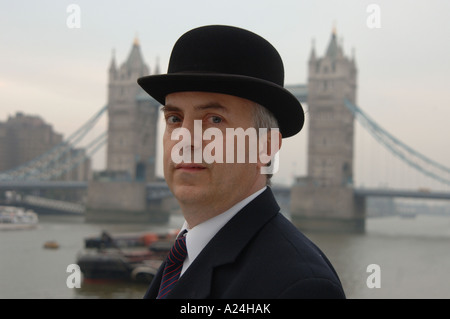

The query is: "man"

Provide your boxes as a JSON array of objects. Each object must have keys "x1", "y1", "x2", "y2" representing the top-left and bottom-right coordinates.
[{"x1": 138, "y1": 25, "x2": 345, "y2": 299}]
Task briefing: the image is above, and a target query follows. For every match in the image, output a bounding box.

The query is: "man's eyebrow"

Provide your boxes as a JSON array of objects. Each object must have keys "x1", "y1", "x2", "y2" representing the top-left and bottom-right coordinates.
[
  {"x1": 160, "y1": 104, "x2": 180, "y2": 113},
  {"x1": 161, "y1": 102, "x2": 228, "y2": 113},
  {"x1": 195, "y1": 102, "x2": 228, "y2": 113}
]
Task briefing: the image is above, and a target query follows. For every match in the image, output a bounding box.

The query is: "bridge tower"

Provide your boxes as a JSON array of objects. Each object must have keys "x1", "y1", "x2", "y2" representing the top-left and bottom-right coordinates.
[
  {"x1": 290, "y1": 29, "x2": 365, "y2": 232},
  {"x1": 86, "y1": 37, "x2": 169, "y2": 223},
  {"x1": 106, "y1": 37, "x2": 159, "y2": 182}
]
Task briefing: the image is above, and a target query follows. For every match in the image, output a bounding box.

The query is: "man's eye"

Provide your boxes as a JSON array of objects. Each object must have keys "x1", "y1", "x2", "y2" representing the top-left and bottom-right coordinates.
[
  {"x1": 166, "y1": 115, "x2": 181, "y2": 124},
  {"x1": 209, "y1": 116, "x2": 222, "y2": 124}
]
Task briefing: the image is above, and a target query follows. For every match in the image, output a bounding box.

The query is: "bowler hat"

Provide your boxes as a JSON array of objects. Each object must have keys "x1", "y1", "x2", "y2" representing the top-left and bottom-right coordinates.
[{"x1": 137, "y1": 25, "x2": 304, "y2": 138}]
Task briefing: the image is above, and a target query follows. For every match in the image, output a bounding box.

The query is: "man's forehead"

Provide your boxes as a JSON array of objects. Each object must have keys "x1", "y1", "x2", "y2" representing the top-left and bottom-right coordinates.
[
  {"x1": 163, "y1": 91, "x2": 255, "y2": 113},
  {"x1": 161, "y1": 102, "x2": 229, "y2": 114}
]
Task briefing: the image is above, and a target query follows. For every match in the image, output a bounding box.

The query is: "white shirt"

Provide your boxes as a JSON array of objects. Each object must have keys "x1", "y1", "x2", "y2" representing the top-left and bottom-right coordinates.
[{"x1": 179, "y1": 186, "x2": 267, "y2": 276}]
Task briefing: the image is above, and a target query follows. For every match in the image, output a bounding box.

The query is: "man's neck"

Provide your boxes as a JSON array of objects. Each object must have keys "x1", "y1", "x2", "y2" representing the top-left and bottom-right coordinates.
[{"x1": 181, "y1": 181, "x2": 266, "y2": 228}]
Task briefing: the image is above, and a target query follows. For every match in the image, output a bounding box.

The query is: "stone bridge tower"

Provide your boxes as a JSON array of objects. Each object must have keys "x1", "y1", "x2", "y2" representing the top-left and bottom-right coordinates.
[
  {"x1": 86, "y1": 38, "x2": 168, "y2": 223},
  {"x1": 107, "y1": 37, "x2": 160, "y2": 182},
  {"x1": 290, "y1": 29, "x2": 365, "y2": 232}
]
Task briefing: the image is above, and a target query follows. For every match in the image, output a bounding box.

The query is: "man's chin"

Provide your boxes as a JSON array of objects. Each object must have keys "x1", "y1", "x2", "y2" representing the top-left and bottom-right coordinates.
[{"x1": 171, "y1": 184, "x2": 207, "y2": 204}]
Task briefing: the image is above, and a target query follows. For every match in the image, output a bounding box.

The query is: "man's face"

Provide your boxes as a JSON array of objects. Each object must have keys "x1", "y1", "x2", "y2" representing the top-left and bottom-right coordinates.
[{"x1": 162, "y1": 92, "x2": 265, "y2": 220}]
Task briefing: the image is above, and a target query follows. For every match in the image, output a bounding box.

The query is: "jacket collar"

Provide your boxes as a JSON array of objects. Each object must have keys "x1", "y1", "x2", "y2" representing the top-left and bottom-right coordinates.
[{"x1": 167, "y1": 187, "x2": 280, "y2": 298}]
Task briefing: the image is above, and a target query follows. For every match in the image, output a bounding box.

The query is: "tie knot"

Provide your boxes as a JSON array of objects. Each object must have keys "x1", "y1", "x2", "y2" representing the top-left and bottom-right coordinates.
[{"x1": 167, "y1": 232, "x2": 188, "y2": 264}]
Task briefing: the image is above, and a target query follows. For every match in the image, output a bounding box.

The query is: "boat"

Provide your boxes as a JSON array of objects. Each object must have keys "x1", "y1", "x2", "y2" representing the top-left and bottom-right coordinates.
[
  {"x1": 44, "y1": 240, "x2": 60, "y2": 249},
  {"x1": 0, "y1": 206, "x2": 39, "y2": 230},
  {"x1": 83, "y1": 230, "x2": 175, "y2": 249},
  {"x1": 76, "y1": 230, "x2": 176, "y2": 283}
]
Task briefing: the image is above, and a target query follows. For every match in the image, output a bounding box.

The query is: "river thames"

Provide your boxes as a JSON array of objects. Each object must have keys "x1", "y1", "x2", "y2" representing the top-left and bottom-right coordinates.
[{"x1": 1, "y1": 212, "x2": 449, "y2": 299}]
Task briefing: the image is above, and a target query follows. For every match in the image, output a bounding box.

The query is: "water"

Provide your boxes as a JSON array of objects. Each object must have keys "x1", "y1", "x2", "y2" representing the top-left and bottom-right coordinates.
[{"x1": 1, "y1": 213, "x2": 450, "y2": 299}]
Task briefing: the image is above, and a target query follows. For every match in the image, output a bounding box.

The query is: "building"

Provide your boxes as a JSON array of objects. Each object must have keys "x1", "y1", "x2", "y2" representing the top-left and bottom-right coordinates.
[
  {"x1": 58, "y1": 148, "x2": 91, "y2": 182},
  {"x1": 86, "y1": 37, "x2": 167, "y2": 223},
  {"x1": 290, "y1": 29, "x2": 364, "y2": 232},
  {"x1": 106, "y1": 37, "x2": 160, "y2": 182},
  {"x1": 0, "y1": 112, "x2": 62, "y2": 172},
  {"x1": 306, "y1": 29, "x2": 357, "y2": 187},
  {"x1": 0, "y1": 112, "x2": 91, "y2": 182}
]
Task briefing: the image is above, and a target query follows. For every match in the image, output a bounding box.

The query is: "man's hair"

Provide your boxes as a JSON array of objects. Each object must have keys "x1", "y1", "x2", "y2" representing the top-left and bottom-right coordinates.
[{"x1": 252, "y1": 103, "x2": 279, "y2": 186}]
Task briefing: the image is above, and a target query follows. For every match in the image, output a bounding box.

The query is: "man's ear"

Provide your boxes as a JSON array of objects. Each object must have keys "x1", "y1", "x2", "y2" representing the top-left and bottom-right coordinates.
[{"x1": 258, "y1": 129, "x2": 282, "y2": 174}]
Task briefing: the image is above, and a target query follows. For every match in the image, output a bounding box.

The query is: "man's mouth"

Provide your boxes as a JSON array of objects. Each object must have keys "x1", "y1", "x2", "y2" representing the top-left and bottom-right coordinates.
[{"x1": 175, "y1": 163, "x2": 207, "y2": 171}]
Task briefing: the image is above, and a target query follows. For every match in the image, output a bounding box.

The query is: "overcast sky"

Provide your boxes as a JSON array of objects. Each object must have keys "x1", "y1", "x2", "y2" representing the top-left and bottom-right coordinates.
[{"x1": 1, "y1": 0, "x2": 449, "y2": 190}]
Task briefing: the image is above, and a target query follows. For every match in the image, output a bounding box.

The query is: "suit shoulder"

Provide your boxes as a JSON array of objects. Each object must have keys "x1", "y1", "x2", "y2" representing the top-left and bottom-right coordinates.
[{"x1": 255, "y1": 213, "x2": 343, "y2": 287}]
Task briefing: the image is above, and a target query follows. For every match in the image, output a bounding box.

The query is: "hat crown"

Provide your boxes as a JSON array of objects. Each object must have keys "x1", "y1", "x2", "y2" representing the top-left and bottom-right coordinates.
[{"x1": 167, "y1": 25, "x2": 285, "y2": 87}]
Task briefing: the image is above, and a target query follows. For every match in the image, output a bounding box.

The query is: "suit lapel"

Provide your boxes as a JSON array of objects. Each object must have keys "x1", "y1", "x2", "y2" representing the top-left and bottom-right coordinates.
[
  {"x1": 167, "y1": 187, "x2": 280, "y2": 299},
  {"x1": 143, "y1": 259, "x2": 165, "y2": 298}
]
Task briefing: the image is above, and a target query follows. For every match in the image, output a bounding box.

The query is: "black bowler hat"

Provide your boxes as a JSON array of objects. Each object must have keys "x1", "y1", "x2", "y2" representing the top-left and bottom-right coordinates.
[{"x1": 137, "y1": 25, "x2": 304, "y2": 138}]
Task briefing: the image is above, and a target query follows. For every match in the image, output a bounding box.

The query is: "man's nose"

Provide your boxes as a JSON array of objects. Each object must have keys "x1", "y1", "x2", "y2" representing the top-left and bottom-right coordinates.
[{"x1": 181, "y1": 119, "x2": 203, "y2": 150}]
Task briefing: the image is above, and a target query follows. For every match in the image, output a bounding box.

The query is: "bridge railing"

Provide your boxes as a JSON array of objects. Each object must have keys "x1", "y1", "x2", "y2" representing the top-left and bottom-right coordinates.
[{"x1": 345, "y1": 99, "x2": 450, "y2": 188}]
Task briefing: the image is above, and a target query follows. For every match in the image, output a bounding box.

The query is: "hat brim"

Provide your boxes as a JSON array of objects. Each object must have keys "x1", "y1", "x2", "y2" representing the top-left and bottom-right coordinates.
[{"x1": 137, "y1": 73, "x2": 304, "y2": 138}]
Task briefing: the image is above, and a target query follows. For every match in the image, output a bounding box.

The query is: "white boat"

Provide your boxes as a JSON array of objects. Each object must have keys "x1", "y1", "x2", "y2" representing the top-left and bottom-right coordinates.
[{"x1": 0, "y1": 206, "x2": 39, "y2": 230}]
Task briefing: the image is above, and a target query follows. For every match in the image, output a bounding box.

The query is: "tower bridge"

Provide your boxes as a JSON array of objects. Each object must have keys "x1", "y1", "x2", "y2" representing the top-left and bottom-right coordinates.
[{"x1": 1, "y1": 31, "x2": 450, "y2": 231}]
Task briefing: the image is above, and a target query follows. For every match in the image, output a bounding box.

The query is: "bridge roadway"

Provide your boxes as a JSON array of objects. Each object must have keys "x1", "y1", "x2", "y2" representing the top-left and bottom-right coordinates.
[
  {"x1": 1, "y1": 181, "x2": 450, "y2": 200},
  {"x1": 0, "y1": 180, "x2": 170, "y2": 193},
  {"x1": 354, "y1": 188, "x2": 450, "y2": 200},
  {"x1": 0, "y1": 180, "x2": 175, "y2": 215}
]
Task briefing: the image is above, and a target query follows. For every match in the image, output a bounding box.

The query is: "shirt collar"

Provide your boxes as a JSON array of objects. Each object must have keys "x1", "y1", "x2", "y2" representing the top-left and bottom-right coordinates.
[{"x1": 179, "y1": 186, "x2": 267, "y2": 275}]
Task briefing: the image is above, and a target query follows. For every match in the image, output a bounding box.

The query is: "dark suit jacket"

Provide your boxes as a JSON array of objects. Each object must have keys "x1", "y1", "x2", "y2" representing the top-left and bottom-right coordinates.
[{"x1": 144, "y1": 187, "x2": 345, "y2": 299}]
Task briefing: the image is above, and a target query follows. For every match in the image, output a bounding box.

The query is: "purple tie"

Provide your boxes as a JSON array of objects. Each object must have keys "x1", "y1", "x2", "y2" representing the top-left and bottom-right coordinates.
[{"x1": 157, "y1": 230, "x2": 188, "y2": 299}]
